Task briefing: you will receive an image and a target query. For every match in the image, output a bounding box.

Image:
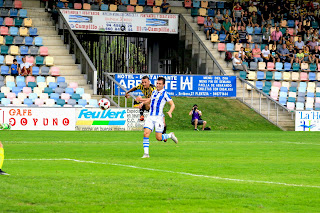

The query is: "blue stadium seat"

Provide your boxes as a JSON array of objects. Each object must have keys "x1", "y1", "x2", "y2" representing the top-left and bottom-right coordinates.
[
  {"x1": 101, "y1": 4, "x2": 108, "y2": 10},
  {"x1": 16, "y1": 81, "x2": 26, "y2": 90},
  {"x1": 16, "y1": 75, "x2": 24, "y2": 83},
  {"x1": 254, "y1": 27, "x2": 262, "y2": 34},
  {"x1": 138, "y1": 0, "x2": 145, "y2": 5},
  {"x1": 274, "y1": 72, "x2": 282, "y2": 80},
  {"x1": 50, "y1": 93, "x2": 59, "y2": 101},
  {"x1": 256, "y1": 81, "x2": 263, "y2": 90},
  {"x1": 24, "y1": 37, "x2": 33, "y2": 45},
  {"x1": 12, "y1": 87, "x2": 20, "y2": 95},
  {"x1": 246, "y1": 26, "x2": 253, "y2": 35},
  {"x1": 219, "y1": 34, "x2": 226, "y2": 42},
  {"x1": 1, "y1": 98, "x2": 10, "y2": 106},
  {"x1": 65, "y1": 88, "x2": 74, "y2": 95},
  {"x1": 49, "y1": 82, "x2": 58, "y2": 90},
  {"x1": 6, "y1": 81, "x2": 15, "y2": 89},
  {"x1": 9, "y1": 9, "x2": 18, "y2": 17},
  {"x1": 1, "y1": 65, "x2": 9, "y2": 75},
  {"x1": 29, "y1": 93, "x2": 37, "y2": 101},
  {"x1": 24, "y1": 98, "x2": 33, "y2": 106},
  {"x1": 44, "y1": 87, "x2": 53, "y2": 95},
  {"x1": 56, "y1": 98, "x2": 65, "y2": 107},
  {"x1": 20, "y1": 46, "x2": 28, "y2": 55},
  {"x1": 307, "y1": 92, "x2": 315, "y2": 98},
  {"x1": 309, "y1": 72, "x2": 316, "y2": 81},
  {"x1": 0, "y1": 0, "x2": 3, "y2": 8},
  {"x1": 34, "y1": 37, "x2": 43, "y2": 46},
  {"x1": 19, "y1": 9, "x2": 27, "y2": 18},
  {"x1": 226, "y1": 43, "x2": 234, "y2": 52},
  {"x1": 217, "y1": 2, "x2": 224, "y2": 8},
  {"x1": 280, "y1": 87, "x2": 288, "y2": 93},
  {"x1": 57, "y1": 76, "x2": 65, "y2": 83},
  {"x1": 36, "y1": 76, "x2": 45, "y2": 83},
  {"x1": 208, "y1": 9, "x2": 214, "y2": 16},
  {"x1": 0, "y1": 17, "x2": 3, "y2": 25},
  {"x1": 15, "y1": 55, "x2": 23, "y2": 64},
  {"x1": 279, "y1": 97, "x2": 287, "y2": 105},
  {"x1": 32, "y1": 66, "x2": 40, "y2": 76},
  {"x1": 29, "y1": 27, "x2": 37, "y2": 36},
  {"x1": 275, "y1": 62, "x2": 283, "y2": 71},
  {"x1": 9, "y1": 26, "x2": 18, "y2": 36},
  {"x1": 78, "y1": 99, "x2": 87, "y2": 107},
  {"x1": 57, "y1": 2, "x2": 64, "y2": 8},
  {"x1": 71, "y1": 93, "x2": 80, "y2": 101},
  {"x1": 284, "y1": 62, "x2": 292, "y2": 71},
  {"x1": 288, "y1": 20, "x2": 294, "y2": 28},
  {"x1": 257, "y1": 71, "x2": 264, "y2": 80},
  {"x1": 76, "y1": 88, "x2": 84, "y2": 96},
  {"x1": 0, "y1": 55, "x2": 4, "y2": 64},
  {"x1": 193, "y1": 0, "x2": 200, "y2": 8}
]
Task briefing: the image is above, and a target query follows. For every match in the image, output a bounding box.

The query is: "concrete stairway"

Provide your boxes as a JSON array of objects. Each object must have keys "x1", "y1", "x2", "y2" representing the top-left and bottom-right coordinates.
[
  {"x1": 21, "y1": 0, "x2": 95, "y2": 97},
  {"x1": 181, "y1": 13, "x2": 295, "y2": 130}
]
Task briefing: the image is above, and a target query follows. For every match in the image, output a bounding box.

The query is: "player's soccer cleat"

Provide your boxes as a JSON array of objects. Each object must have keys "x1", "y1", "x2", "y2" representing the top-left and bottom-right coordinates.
[
  {"x1": 170, "y1": 132, "x2": 178, "y2": 144},
  {"x1": 141, "y1": 153, "x2": 149, "y2": 158},
  {"x1": 140, "y1": 115, "x2": 144, "y2": 121},
  {"x1": 0, "y1": 169, "x2": 9, "y2": 175},
  {"x1": 194, "y1": 129, "x2": 199, "y2": 131},
  {"x1": 163, "y1": 139, "x2": 167, "y2": 142}
]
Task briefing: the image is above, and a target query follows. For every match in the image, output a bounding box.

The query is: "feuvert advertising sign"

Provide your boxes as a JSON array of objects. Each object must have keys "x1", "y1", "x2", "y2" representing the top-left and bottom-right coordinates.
[{"x1": 75, "y1": 108, "x2": 145, "y2": 131}]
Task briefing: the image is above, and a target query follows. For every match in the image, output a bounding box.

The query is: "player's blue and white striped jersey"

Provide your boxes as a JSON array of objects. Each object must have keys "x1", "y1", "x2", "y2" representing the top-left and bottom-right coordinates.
[{"x1": 149, "y1": 89, "x2": 172, "y2": 117}]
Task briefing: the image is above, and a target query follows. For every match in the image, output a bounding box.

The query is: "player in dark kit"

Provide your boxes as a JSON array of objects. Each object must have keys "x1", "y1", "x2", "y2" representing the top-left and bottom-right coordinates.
[{"x1": 125, "y1": 76, "x2": 168, "y2": 140}]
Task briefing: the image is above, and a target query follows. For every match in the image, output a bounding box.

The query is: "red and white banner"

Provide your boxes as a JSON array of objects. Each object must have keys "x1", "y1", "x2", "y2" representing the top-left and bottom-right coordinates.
[
  {"x1": 0, "y1": 108, "x2": 76, "y2": 130},
  {"x1": 61, "y1": 9, "x2": 179, "y2": 34}
]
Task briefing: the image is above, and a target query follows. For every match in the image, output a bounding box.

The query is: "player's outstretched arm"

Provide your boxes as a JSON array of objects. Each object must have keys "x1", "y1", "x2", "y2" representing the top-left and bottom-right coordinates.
[
  {"x1": 125, "y1": 87, "x2": 137, "y2": 98},
  {"x1": 166, "y1": 100, "x2": 175, "y2": 118},
  {"x1": 136, "y1": 96, "x2": 151, "y2": 104}
]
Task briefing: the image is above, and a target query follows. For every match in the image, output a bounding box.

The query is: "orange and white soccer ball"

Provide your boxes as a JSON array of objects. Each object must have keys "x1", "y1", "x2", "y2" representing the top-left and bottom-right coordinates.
[{"x1": 98, "y1": 98, "x2": 111, "y2": 110}]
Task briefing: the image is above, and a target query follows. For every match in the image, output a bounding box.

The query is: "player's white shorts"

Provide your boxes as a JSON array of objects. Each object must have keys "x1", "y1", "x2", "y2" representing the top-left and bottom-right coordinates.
[{"x1": 144, "y1": 115, "x2": 164, "y2": 133}]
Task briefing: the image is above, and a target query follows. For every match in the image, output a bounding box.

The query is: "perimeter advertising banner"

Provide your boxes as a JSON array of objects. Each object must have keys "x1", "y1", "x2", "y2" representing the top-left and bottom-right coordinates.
[
  {"x1": 75, "y1": 108, "x2": 145, "y2": 131},
  {"x1": 0, "y1": 108, "x2": 76, "y2": 130},
  {"x1": 61, "y1": 9, "x2": 178, "y2": 34},
  {"x1": 295, "y1": 111, "x2": 320, "y2": 131},
  {"x1": 115, "y1": 74, "x2": 237, "y2": 97}
]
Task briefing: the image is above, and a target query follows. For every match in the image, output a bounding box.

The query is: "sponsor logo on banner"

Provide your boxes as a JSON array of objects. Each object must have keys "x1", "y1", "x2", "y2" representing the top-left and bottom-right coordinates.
[
  {"x1": 295, "y1": 111, "x2": 320, "y2": 131},
  {"x1": 61, "y1": 9, "x2": 178, "y2": 34},
  {"x1": 0, "y1": 108, "x2": 75, "y2": 130},
  {"x1": 75, "y1": 108, "x2": 127, "y2": 131},
  {"x1": 115, "y1": 74, "x2": 236, "y2": 97}
]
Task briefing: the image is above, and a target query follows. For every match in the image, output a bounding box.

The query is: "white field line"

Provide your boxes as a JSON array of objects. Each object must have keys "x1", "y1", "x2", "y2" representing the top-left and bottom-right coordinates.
[
  {"x1": 6, "y1": 158, "x2": 320, "y2": 189},
  {"x1": 3, "y1": 140, "x2": 320, "y2": 146}
]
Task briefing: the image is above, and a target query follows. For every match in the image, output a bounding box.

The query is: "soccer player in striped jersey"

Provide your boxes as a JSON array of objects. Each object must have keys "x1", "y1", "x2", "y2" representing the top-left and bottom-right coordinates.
[{"x1": 136, "y1": 77, "x2": 178, "y2": 158}]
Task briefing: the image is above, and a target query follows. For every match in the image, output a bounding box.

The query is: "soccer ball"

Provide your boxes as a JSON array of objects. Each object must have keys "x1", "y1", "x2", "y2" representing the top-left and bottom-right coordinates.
[{"x1": 98, "y1": 98, "x2": 111, "y2": 110}]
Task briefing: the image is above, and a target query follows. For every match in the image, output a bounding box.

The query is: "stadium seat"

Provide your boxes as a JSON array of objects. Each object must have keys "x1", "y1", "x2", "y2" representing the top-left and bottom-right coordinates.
[
  {"x1": 256, "y1": 71, "x2": 264, "y2": 80},
  {"x1": 4, "y1": 55, "x2": 13, "y2": 65},
  {"x1": 0, "y1": 36, "x2": 4, "y2": 45},
  {"x1": 118, "y1": 5, "x2": 126, "y2": 12},
  {"x1": 61, "y1": 93, "x2": 70, "y2": 101},
  {"x1": 35, "y1": 56, "x2": 44, "y2": 65},
  {"x1": 26, "y1": 75, "x2": 35, "y2": 83},
  {"x1": 32, "y1": 66, "x2": 40, "y2": 76},
  {"x1": 45, "y1": 56, "x2": 54, "y2": 66},
  {"x1": 33, "y1": 87, "x2": 41, "y2": 97},
  {"x1": 83, "y1": 3, "x2": 91, "y2": 10},
  {"x1": 49, "y1": 82, "x2": 57, "y2": 90},
  {"x1": 19, "y1": 27, "x2": 28, "y2": 36},
  {"x1": 34, "y1": 37, "x2": 43, "y2": 46},
  {"x1": 0, "y1": 26, "x2": 8, "y2": 35},
  {"x1": 126, "y1": 5, "x2": 135, "y2": 12},
  {"x1": 18, "y1": 93, "x2": 27, "y2": 101},
  {"x1": 9, "y1": 45, "x2": 18, "y2": 55},
  {"x1": 39, "y1": 93, "x2": 48, "y2": 101},
  {"x1": 39, "y1": 46, "x2": 49, "y2": 56},
  {"x1": 58, "y1": 82, "x2": 68, "y2": 89},
  {"x1": 50, "y1": 67, "x2": 60, "y2": 76},
  {"x1": 69, "y1": 82, "x2": 78, "y2": 92},
  {"x1": 29, "y1": 27, "x2": 37, "y2": 36},
  {"x1": 1, "y1": 65, "x2": 9, "y2": 74},
  {"x1": 25, "y1": 55, "x2": 34, "y2": 64},
  {"x1": 56, "y1": 99, "x2": 65, "y2": 107},
  {"x1": 44, "y1": 87, "x2": 53, "y2": 95},
  {"x1": 23, "y1": 18, "x2": 32, "y2": 27},
  {"x1": 0, "y1": 55, "x2": 4, "y2": 64},
  {"x1": 4, "y1": 17, "x2": 13, "y2": 26},
  {"x1": 109, "y1": 4, "x2": 117, "y2": 11},
  {"x1": 1, "y1": 97, "x2": 10, "y2": 106},
  {"x1": 14, "y1": 35, "x2": 23, "y2": 44},
  {"x1": 55, "y1": 87, "x2": 64, "y2": 95},
  {"x1": 67, "y1": 99, "x2": 76, "y2": 106},
  {"x1": 274, "y1": 72, "x2": 282, "y2": 81},
  {"x1": 27, "y1": 82, "x2": 37, "y2": 89},
  {"x1": 45, "y1": 98, "x2": 55, "y2": 107},
  {"x1": 40, "y1": 66, "x2": 50, "y2": 76},
  {"x1": 9, "y1": 26, "x2": 17, "y2": 36},
  {"x1": 71, "y1": 93, "x2": 80, "y2": 101},
  {"x1": 14, "y1": 0, "x2": 22, "y2": 9},
  {"x1": 265, "y1": 71, "x2": 273, "y2": 80},
  {"x1": 24, "y1": 37, "x2": 33, "y2": 45},
  {"x1": 136, "y1": 6, "x2": 144, "y2": 12},
  {"x1": 5, "y1": 35, "x2": 13, "y2": 44},
  {"x1": 239, "y1": 71, "x2": 247, "y2": 79},
  {"x1": 14, "y1": 17, "x2": 23, "y2": 27},
  {"x1": 100, "y1": 4, "x2": 108, "y2": 11},
  {"x1": 50, "y1": 93, "x2": 59, "y2": 101},
  {"x1": 46, "y1": 76, "x2": 55, "y2": 85},
  {"x1": 22, "y1": 87, "x2": 31, "y2": 95},
  {"x1": 78, "y1": 99, "x2": 87, "y2": 107},
  {"x1": 0, "y1": 9, "x2": 8, "y2": 17},
  {"x1": 65, "y1": 87, "x2": 74, "y2": 95}
]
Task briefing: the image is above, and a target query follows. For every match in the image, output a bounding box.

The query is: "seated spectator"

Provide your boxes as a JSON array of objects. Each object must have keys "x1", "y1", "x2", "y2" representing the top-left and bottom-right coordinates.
[
  {"x1": 261, "y1": 5, "x2": 272, "y2": 26},
  {"x1": 312, "y1": 45, "x2": 320, "y2": 59},
  {"x1": 252, "y1": 44, "x2": 263, "y2": 62},
  {"x1": 20, "y1": 57, "x2": 33, "y2": 76},
  {"x1": 303, "y1": 46, "x2": 311, "y2": 62},
  {"x1": 261, "y1": 45, "x2": 273, "y2": 62},
  {"x1": 161, "y1": 0, "x2": 171, "y2": 13},
  {"x1": 233, "y1": 53, "x2": 248, "y2": 72},
  {"x1": 273, "y1": 6, "x2": 283, "y2": 26},
  {"x1": 63, "y1": 3, "x2": 69, "y2": 8},
  {"x1": 225, "y1": 26, "x2": 239, "y2": 43},
  {"x1": 313, "y1": 30, "x2": 319, "y2": 41},
  {"x1": 244, "y1": 43, "x2": 254, "y2": 61},
  {"x1": 295, "y1": 49, "x2": 304, "y2": 64},
  {"x1": 310, "y1": 54, "x2": 319, "y2": 65},
  {"x1": 204, "y1": 17, "x2": 213, "y2": 40},
  {"x1": 262, "y1": 26, "x2": 271, "y2": 44},
  {"x1": 270, "y1": 44, "x2": 279, "y2": 62},
  {"x1": 249, "y1": 11, "x2": 260, "y2": 27},
  {"x1": 233, "y1": 2, "x2": 242, "y2": 24},
  {"x1": 11, "y1": 59, "x2": 19, "y2": 76},
  {"x1": 212, "y1": 18, "x2": 223, "y2": 35},
  {"x1": 282, "y1": 28, "x2": 291, "y2": 44},
  {"x1": 277, "y1": 44, "x2": 290, "y2": 62},
  {"x1": 288, "y1": 44, "x2": 296, "y2": 63},
  {"x1": 295, "y1": 37, "x2": 305, "y2": 50},
  {"x1": 238, "y1": 25, "x2": 248, "y2": 43},
  {"x1": 307, "y1": 37, "x2": 318, "y2": 51},
  {"x1": 215, "y1": 10, "x2": 224, "y2": 23},
  {"x1": 239, "y1": 47, "x2": 247, "y2": 61},
  {"x1": 286, "y1": 36, "x2": 294, "y2": 48},
  {"x1": 271, "y1": 26, "x2": 283, "y2": 45},
  {"x1": 304, "y1": 30, "x2": 313, "y2": 43},
  {"x1": 248, "y1": 3, "x2": 257, "y2": 14},
  {"x1": 222, "y1": 18, "x2": 231, "y2": 34},
  {"x1": 241, "y1": 10, "x2": 249, "y2": 26},
  {"x1": 189, "y1": 104, "x2": 209, "y2": 131}
]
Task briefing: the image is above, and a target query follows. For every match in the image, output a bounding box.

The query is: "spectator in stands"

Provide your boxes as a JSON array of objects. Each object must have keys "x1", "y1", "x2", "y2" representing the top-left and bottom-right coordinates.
[
  {"x1": 244, "y1": 43, "x2": 253, "y2": 62},
  {"x1": 262, "y1": 26, "x2": 271, "y2": 44},
  {"x1": 161, "y1": 0, "x2": 171, "y2": 13},
  {"x1": 11, "y1": 59, "x2": 19, "y2": 76},
  {"x1": 270, "y1": 44, "x2": 278, "y2": 62},
  {"x1": 222, "y1": 18, "x2": 231, "y2": 34},
  {"x1": 233, "y1": 53, "x2": 248, "y2": 72},
  {"x1": 20, "y1": 57, "x2": 33, "y2": 76},
  {"x1": 288, "y1": 44, "x2": 296, "y2": 63},
  {"x1": 271, "y1": 26, "x2": 283, "y2": 45},
  {"x1": 248, "y1": 3, "x2": 257, "y2": 14},
  {"x1": 312, "y1": 29, "x2": 319, "y2": 41},
  {"x1": 249, "y1": 11, "x2": 260, "y2": 27},
  {"x1": 277, "y1": 44, "x2": 290, "y2": 62},
  {"x1": 239, "y1": 47, "x2": 247, "y2": 61},
  {"x1": 273, "y1": 6, "x2": 283, "y2": 26},
  {"x1": 238, "y1": 25, "x2": 248, "y2": 43},
  {"x1": 212, "y1": 18, "x2": 223, "y2": 35},
  {"x1": 261, "y1": 5, "x2": 272, "y2": 26},
  {"x1": 252, "y1": 44, "x2": 263, "y2": 62},
  {"x1": 204, "y1": 17, "x2": 213, "y2": 40},
  {"x1": 233, "y1": 2, "x2": 242, "y2": 24},
  {"x1": 296, "y1": 49, "x2": 304, "y2": 64},
  {"x1": 304, "y1": 46, "x2": 311, "y2": 62},
  {"x1": 215, "y1": 10, "x2": 224, "y2": 23},
  {"x1": 50, "y1": 5, "x2": 58, "y2": 22},
  {"x1": 189, "y1": 104, "x2": 208, "y2": 131},
  {"x1": 225, "y1": 25, "x2": 239, "y2": 43},
  {"x1": 304, "y1": 30, "x2": 313, "y2": 43},
  {"x1": 295, "y1": 36, "x2": 305, "y2": 50},
  {"x1": 286, "y1": 36, "x2": 295, "y2": 48},
  {"x1": 282, "y1": 28, "x2": 291, "y2": 44},
  {"x1": 241, "y1": 10, "x2": 249, "y2": 26},
  {"x1": 307, "y1": 37, "x2": 318, "y2": 50},
  {"x1": 261, "y1": 45, "x2": 273, "y2": 63},
  {"x1": 63, "y1": 2, "x2": 69, "y2": 9},
  {"x1": 310, "y1": 53, "x2": 319, "y2": 65}
]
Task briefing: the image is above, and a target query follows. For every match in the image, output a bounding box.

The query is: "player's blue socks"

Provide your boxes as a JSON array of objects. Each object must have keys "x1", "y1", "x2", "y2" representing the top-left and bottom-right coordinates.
[
  {"x1": 162, "y1": 134, "x2": 171, "y2": 141},
  {"x1": 143, "y1": 137, "x2": 149, "y2": 154}
]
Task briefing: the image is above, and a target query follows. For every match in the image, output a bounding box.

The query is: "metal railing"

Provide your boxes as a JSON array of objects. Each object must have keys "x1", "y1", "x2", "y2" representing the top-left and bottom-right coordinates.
[
  {"x1": 57, "y1": 9, "x2": 97, "y2": 95},
  {"x1": 180, "y1": 14, "x2": 226, "y2": 75},
  {"x1": 237, "y1": 77, "x2": 295, "y2": 130}
]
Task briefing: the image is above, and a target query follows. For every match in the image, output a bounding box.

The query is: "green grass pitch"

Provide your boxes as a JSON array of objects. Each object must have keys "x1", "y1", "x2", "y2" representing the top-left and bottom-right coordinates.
[{"x1": 1, "y1": 130, "x2": 320, "y2": 212}]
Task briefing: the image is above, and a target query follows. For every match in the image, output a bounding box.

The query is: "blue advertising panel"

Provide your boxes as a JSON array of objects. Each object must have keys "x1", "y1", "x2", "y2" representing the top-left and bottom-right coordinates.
[{"x1": 115, "y1": 74, "x2": 236, "y2": 97}]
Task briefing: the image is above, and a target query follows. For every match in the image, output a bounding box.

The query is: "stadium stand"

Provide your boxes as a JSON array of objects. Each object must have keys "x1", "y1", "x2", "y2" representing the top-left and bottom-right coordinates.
[{"x1": 185, "y1": 0, "x2": 320, "y2": 110}]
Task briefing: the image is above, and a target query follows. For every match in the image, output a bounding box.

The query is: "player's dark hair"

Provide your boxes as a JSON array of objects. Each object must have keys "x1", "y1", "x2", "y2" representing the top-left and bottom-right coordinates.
[
  {"x1": 157, "y1": 77, "x2": 165, "y2": 84},
  {"x1": 142, "y1": 76, "x2": 149, "y2": 80},
  {"x1": 13, "y1": 59, "x2": 17, "y2": 62}
]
